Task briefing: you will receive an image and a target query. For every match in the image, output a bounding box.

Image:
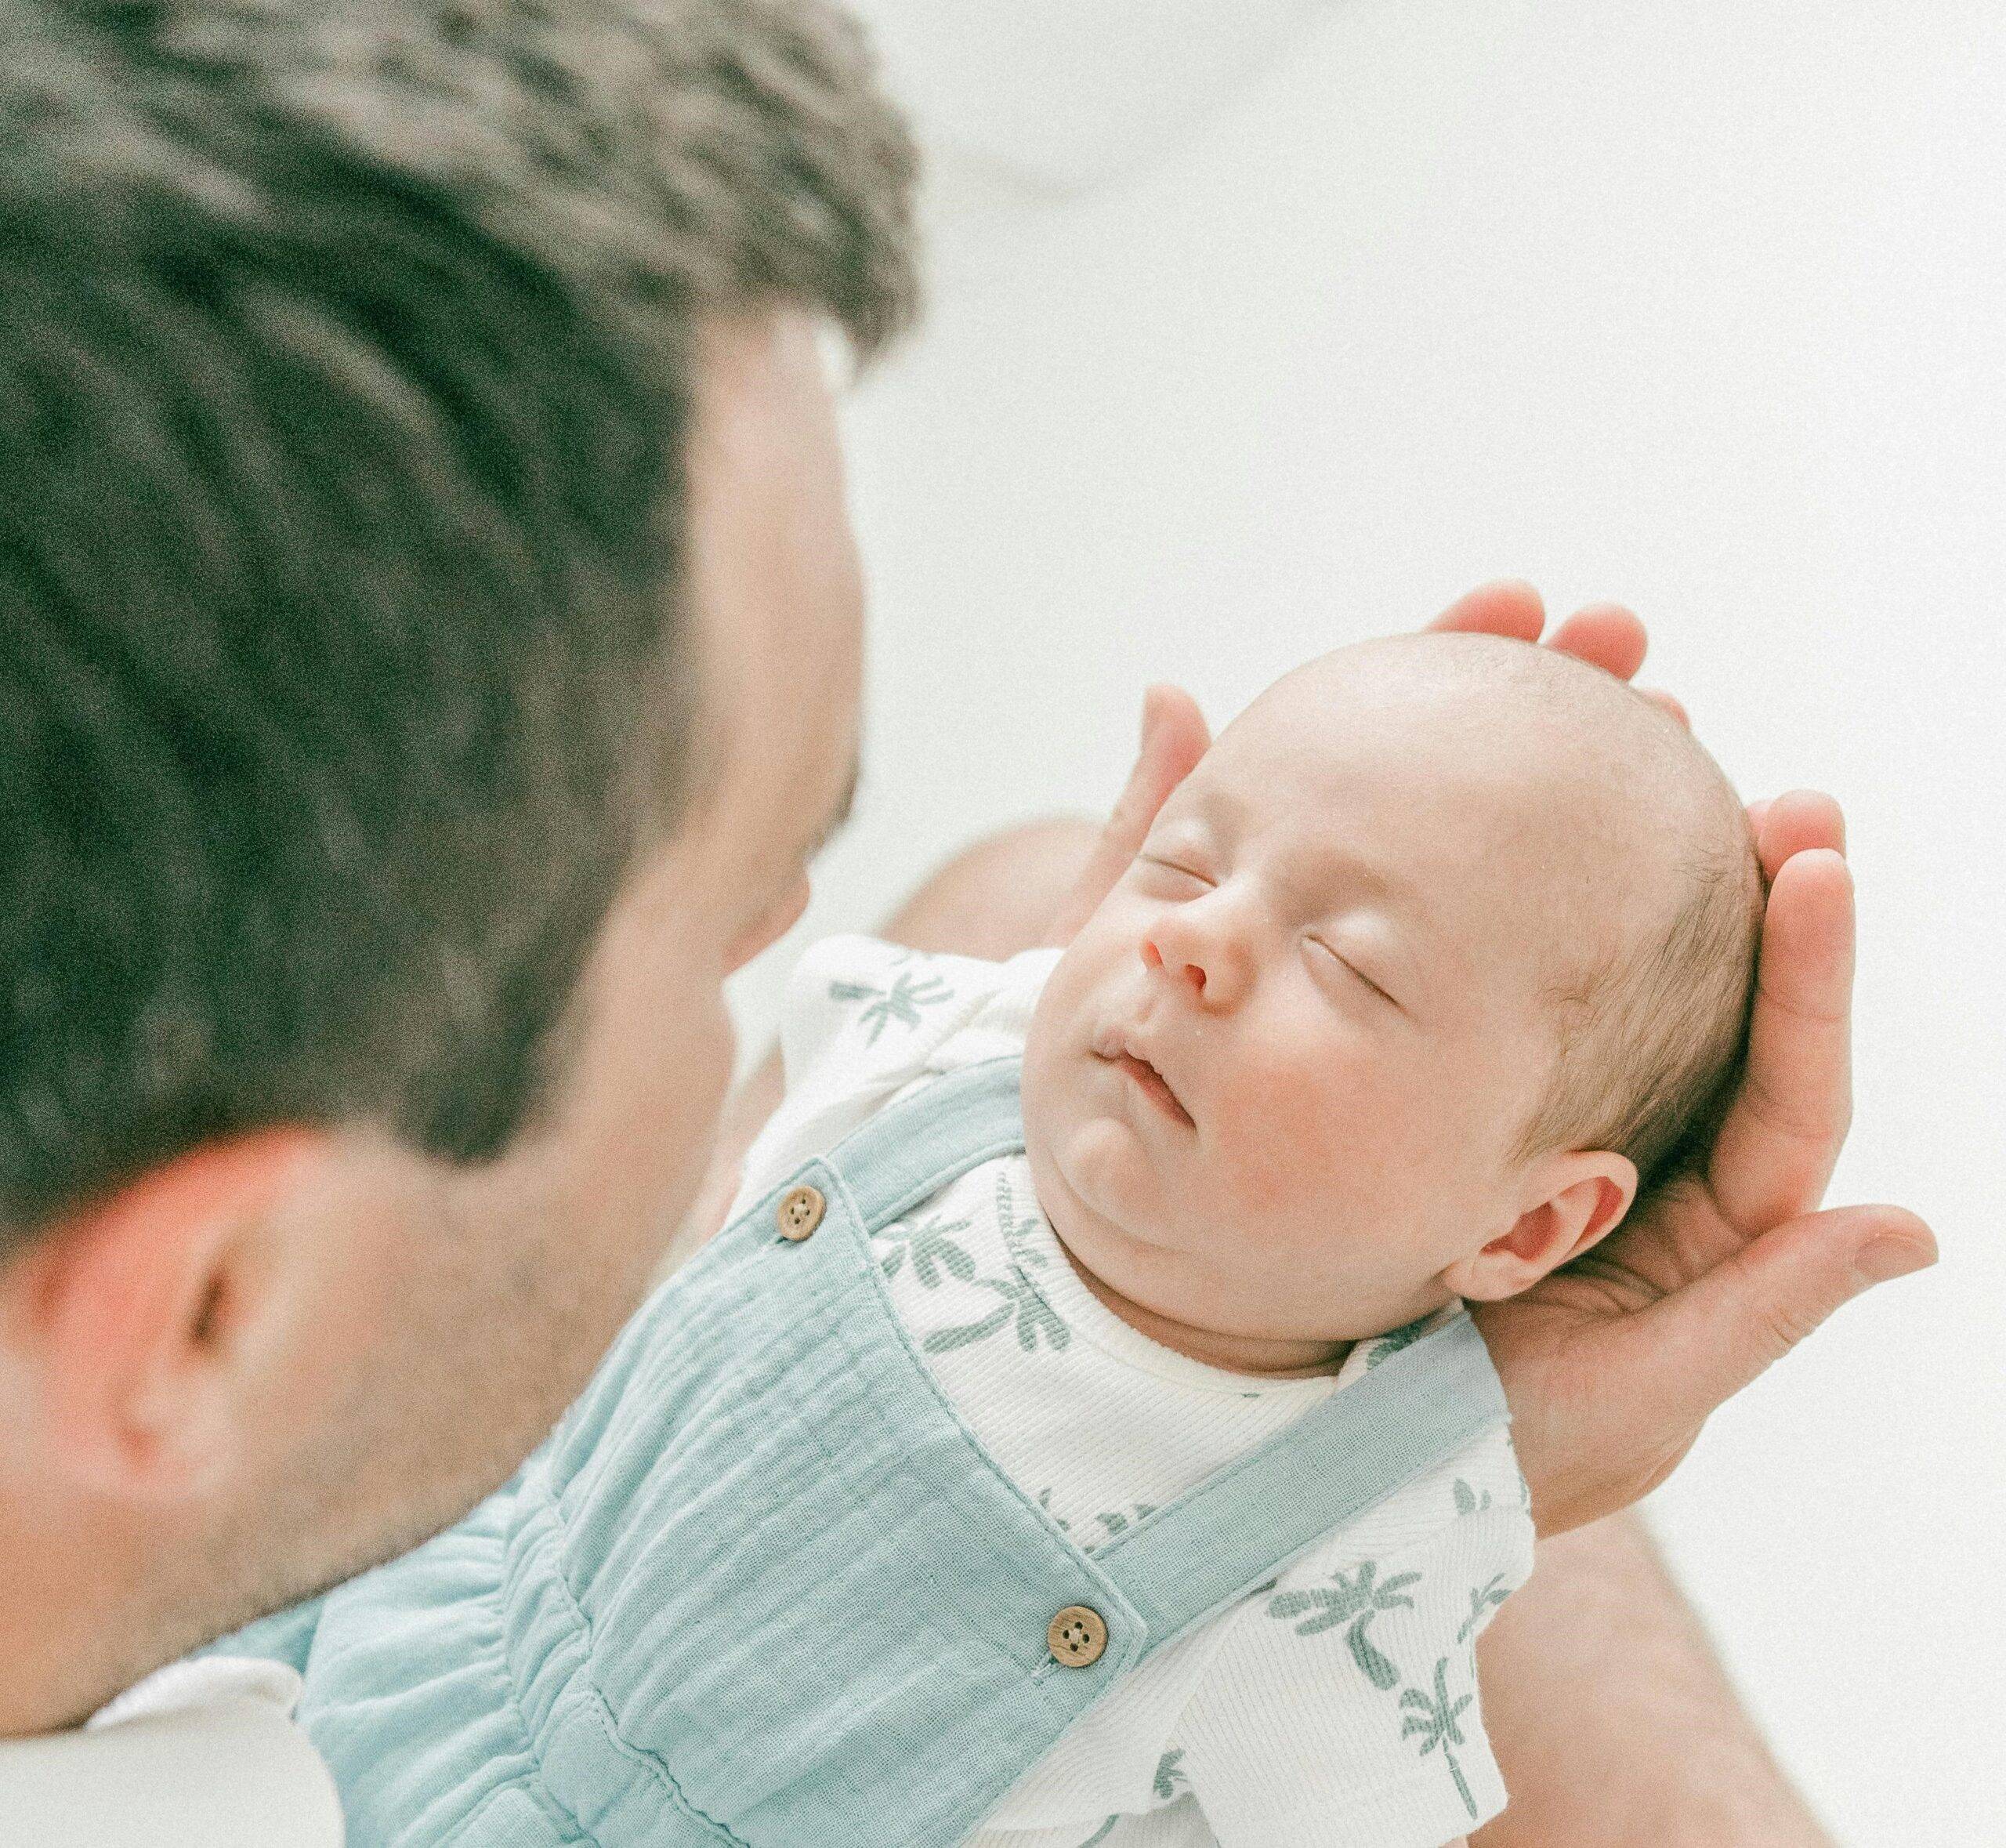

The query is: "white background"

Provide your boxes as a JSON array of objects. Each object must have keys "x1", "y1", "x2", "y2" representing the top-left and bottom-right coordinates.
[{"x1": 729, "y1": 2, "x2": 2006, "y2": 1839}]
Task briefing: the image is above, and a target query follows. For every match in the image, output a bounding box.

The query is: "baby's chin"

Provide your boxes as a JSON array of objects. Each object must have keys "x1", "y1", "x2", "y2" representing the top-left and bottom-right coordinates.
[
  {"x1": 1040, "y1": 1203, "x2": 1366, "y2": 1378},
  {"x1": 1024, "y1": 1105, "x2": 1457, "y2": 1360}
]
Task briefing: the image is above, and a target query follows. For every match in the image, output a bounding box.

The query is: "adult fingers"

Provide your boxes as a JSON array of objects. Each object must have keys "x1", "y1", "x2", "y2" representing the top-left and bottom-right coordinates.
[
  {"x1": 1043, "y1": 684, "x2": 1210, "y2": 944},
  {"x1": 1546, "y1": 603, "x2": 1649, "y2": 681},
  {"x1": 1708, "y1": 848, "x2": 1855, "y2": 1231},
  {"x1": 1585, "y1": 1201, "x2": 1934, "y2": 1458},
  {"x1": 1755, "y1": 788, "x2": 1846, "y2": 879},
  {"x1": 1116, "y1": 685, "x2": 1209, "y2": 848},
  {"x1": 1426, "y1": 578, "x2": 1547, "y2": 643},
  {"x1": 1426, "y1": 584, "x2": 1656, "y2": 687},
  {"x1": 1638, "y1": 687, "x2": 1689, "y2": 728}
]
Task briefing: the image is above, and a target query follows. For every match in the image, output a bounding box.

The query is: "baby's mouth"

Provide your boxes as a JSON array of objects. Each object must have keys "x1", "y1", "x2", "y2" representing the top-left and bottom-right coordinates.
[
  {"x1": 1095, "y1": 1032, "x2": 1195, "y2": 1130},
  {"x1": 1121, "y1": 1053, "x2": 1193, "y2": 1128}
]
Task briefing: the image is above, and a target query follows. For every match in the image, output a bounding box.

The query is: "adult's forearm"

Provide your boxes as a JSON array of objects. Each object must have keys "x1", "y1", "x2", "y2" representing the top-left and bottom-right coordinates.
[{"x1": 1475, "y1": 1512, "x2": 1832, "y2": 1848}]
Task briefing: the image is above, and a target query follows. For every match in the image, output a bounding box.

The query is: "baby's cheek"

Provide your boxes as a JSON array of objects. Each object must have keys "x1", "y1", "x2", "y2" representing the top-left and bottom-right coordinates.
[
  {"x1": 1211, "y1": 1052, "x2": 1355, "y2": 1216},
  {"x1": 1211, "y1": 1028, "x2": 1455, "y2": 1226}
]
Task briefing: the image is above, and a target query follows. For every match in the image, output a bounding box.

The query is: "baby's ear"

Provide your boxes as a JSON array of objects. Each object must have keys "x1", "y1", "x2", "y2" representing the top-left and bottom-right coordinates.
[{"x1": 1443, "y1": 1150, "x2": 1638, "y2": 1303}]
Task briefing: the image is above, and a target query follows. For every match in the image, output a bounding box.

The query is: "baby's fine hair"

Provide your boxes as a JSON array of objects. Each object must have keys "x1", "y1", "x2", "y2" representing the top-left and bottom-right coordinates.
[{"x1": 1495, "y1": 645, "x2": 1765, "y2": 1205}]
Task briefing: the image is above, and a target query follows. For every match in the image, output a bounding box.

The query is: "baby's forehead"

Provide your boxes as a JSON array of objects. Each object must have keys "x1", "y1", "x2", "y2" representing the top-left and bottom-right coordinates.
[
  {"x1": 1264, "y1": 631, "x2": 1630, "y2": 730},
  {"x1": 1186, "y1": 632, "x2": 1743, "y2": 932},
  {"x1": 1215, "y1": 632, "x2": 1695, "y2": 805},
  {"x1": 1202, "y1": 641, "x2": 1566, "y2": 806}
]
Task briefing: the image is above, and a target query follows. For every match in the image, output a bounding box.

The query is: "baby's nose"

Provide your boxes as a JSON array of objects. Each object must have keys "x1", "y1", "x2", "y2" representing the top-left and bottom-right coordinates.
[{"x1": 1141, "y1": 936, "x2": 1211, "y2": 995}]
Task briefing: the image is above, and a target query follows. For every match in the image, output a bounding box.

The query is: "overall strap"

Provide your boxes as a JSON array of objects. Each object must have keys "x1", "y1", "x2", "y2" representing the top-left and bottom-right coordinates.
[
  {"x1": 812, "y1": 1053, "x2": 1511, "y2": 1660},
  {"x1": 1089, "y1": 1314, "x2": 1509, "y2": 1650},
  {"x1": 822, "y1": 1056, "x2": 1029, "y2": 1233}
]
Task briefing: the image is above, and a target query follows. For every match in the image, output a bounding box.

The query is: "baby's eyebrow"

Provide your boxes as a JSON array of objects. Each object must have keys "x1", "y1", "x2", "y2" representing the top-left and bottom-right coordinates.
[
  {"x1": 1179, "y1": 777, "x2": 1239, "y2": 839},
  {"x1": 1257, "y1": 806, "x2": 1414, "y2": 905},
  {"x1": 1186, "y1": 781, "x2": 1421, "y2": 912},
  {"x1": 1312, "y1": 850, "x2": 1420, "y2": 911}
]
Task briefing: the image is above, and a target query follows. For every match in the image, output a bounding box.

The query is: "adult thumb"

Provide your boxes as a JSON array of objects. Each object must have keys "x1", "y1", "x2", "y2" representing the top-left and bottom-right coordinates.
[
  {"x1": 1613, "y1": 1203, "x2": 1936, "y2": 1435},
  {"x1": 1043, "y1": 685, "x2": 1209, "y2": 945}
]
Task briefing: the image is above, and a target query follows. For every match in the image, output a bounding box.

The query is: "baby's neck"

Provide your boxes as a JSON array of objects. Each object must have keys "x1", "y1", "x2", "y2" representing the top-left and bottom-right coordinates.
[{"x1": 1049, "y1": 1231, "x2": 1355, "y2": 1380}]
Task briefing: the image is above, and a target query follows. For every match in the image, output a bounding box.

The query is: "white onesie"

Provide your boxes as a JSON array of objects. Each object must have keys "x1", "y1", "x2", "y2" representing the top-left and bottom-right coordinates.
[{"x1": 729, "y1": 936, "x2": 1534, "y2": 1848}]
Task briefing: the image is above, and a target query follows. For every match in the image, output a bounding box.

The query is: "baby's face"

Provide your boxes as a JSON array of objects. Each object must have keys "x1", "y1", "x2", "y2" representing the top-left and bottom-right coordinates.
[{"x1": 1023, "y1": 641, "x2": 1656, "y2": 1347}]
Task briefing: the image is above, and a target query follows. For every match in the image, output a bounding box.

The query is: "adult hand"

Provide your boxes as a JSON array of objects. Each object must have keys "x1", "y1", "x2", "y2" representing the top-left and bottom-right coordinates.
[
  {"x1": 1476, "y1": 788, "x2": 1933, "y2": 1535},
  {"x1": 1433, "y1": 584, "x2": 1934, "y2": 1532},
  {"x1": 1043, "y1": 682, "x2": 1212, "y2": 945},
  {"x1": 1047, "y1": 578, "x2": 1936, "y2": 1538}
]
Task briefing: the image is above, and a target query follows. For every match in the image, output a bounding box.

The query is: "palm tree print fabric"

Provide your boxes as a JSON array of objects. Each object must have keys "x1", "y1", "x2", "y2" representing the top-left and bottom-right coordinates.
[
  {"x1": 1229, "y1": 1463, "x2": 1536, "y2": 1827},
  {"x1": 731, "y1": 937, "x2": 1533, "y2": 1847},
  {"x1": 1267, "y1": 1560, "x2": 1423, "y2": 1690},
  {"x1": 827, "y1": 965, "x2": 957, "y2": 1045}
]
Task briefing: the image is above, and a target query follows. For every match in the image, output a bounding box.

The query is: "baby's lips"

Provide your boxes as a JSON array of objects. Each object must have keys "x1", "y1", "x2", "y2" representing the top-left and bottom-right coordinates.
[
  {"x1": 1124, "y1": 1042, "x2": 1196, "y2": 1127},
  {"x1": 1086, "y1": 1014, "x2": 1195, "y2": 1122}
]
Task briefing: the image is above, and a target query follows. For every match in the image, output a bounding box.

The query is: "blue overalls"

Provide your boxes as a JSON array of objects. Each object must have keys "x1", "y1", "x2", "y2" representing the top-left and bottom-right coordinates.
[{"x1": 238, "y1": 1057, "x2": 1508, "y2": 1847}]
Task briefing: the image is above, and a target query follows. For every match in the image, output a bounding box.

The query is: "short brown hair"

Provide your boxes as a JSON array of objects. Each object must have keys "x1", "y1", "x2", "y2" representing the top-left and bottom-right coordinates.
[{"x1": 0, "y1": 0, "x2": 918, "y2": 1252}]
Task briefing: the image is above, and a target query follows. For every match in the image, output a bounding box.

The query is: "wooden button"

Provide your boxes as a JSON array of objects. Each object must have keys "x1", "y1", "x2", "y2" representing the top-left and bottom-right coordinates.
[
  {"x1": 1048, "y1": 1605, "x2": 1108, "y2": 1668},
  {"x1": 777, "y1": 1184, "x2": 826, "y2": 1241}
]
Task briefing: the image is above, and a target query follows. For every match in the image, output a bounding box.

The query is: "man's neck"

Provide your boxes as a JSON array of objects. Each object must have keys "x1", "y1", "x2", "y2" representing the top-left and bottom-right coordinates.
[{"x1": 0, "y1": 1497, "x2": 148, "y2": 1735}]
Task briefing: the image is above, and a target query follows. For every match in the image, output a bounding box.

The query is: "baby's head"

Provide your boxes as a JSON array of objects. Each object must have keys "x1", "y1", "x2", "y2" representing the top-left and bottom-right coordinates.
[{"x1": 1022, "y1": 632, "x2": 1762, "y2": 1354}]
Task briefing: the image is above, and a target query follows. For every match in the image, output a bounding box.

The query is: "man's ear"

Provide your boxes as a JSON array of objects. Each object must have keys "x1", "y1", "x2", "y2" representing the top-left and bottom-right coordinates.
[
  {"x1": 1442, "y1": 1149, "x2": 1638, "y2": 1303},
  {"x1": 4, "y1": 1129, "x2": 330, "y2": 1502}
]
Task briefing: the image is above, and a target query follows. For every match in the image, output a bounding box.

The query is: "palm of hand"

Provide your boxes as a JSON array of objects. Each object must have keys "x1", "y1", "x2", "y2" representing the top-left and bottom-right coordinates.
[
  {"x1": 1472, "y1": 756, "x2": 1927, "y2": 1535},
  {"x1": 1475, "y1": 1169, "x2": 1750, "y2": 1531}
]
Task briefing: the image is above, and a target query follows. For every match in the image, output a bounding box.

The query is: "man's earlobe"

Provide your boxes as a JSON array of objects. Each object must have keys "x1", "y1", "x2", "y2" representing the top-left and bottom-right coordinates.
[
  {"x1": 1443, "y1": 1150, "x2": 1639, "y2": 1303},
  {"x1": 12, "y1": 1129, "x2": 329, "y2": 1501}
]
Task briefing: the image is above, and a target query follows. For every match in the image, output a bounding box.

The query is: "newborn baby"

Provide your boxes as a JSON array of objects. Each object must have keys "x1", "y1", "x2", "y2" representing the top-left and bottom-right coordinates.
[
  {"x1": 223, "y1": 634, "x2": 1761, "y2": 1848},
  {"x1": 1025, "y1": 629, "x2": 1760, "y2": 1374}
]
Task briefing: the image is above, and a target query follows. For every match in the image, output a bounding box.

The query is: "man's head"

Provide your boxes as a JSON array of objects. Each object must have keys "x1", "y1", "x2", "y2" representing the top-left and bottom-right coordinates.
[
  {"x1": 1023, "y1": 633, "x2": 1761, "y2": 1354},
  {"x1": 0, "y1": 0, "x2": 914, "y2": 1729}
]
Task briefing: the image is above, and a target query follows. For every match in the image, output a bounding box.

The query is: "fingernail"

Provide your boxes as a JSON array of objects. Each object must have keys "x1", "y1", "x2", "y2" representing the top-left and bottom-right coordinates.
[{"x1": 1855, "y1": 1237, "x2": 1933, "y2": 1285}]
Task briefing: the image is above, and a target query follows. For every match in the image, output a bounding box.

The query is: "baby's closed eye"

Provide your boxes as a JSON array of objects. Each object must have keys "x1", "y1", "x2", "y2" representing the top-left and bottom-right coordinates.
[
  {"x1": 1133, "y1": 853, "x2": 1215, "y2": 895},
  {"x1": 1304, "y1": 935, "x2": 1401, "y2": 1009}
]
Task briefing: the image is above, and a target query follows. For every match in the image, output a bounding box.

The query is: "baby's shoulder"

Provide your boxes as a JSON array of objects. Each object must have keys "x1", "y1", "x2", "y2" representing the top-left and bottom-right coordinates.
[
  {"x1": 776, "y1": 936, "x2": 995, "y2": 1085},
  {"x1": 790, "y1": 933, "x2": 987, "y2": 1027},
  {"x1": 1269, "y1": 1422, "x2": 1531, "y2": 1596}
]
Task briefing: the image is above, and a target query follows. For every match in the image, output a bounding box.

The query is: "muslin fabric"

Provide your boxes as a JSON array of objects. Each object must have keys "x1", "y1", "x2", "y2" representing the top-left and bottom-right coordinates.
[{"x1": 212, "y1": 1033, "x2": 1512, "y2": 1848}]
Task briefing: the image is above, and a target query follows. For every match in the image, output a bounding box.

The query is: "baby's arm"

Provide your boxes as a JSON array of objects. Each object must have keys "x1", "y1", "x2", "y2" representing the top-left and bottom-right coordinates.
[{"x1": 1167, "y1": 1445, "x2": 1533, "y2": 1848}]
